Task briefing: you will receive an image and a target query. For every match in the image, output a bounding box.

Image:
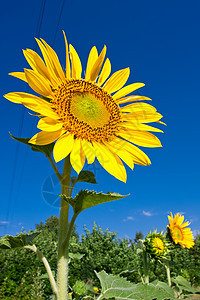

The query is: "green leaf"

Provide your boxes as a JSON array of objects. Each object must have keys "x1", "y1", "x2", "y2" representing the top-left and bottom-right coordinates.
[
  {"x1": 9, "y1": 133, "x2": 54, "y2": 157},
  {"x1": 61, "y1": 190, "x2": 128, "y2": 215},
  {"x1": 95, "y1": 270, "x2": 175, "y2": 300},
  {"x1": 151, "y1": 280, "x2": 176, "y2": 298},
  {"x1": 76, "y1": 171, "x2": 97, "y2": 184},
  {"x1": 69, "y1": 253, "x2": 85, "y2": 260},
  {"x1": 172, "y1": 275, "x2": 200, "y2": 294},
  {"x1": 136, "y1": 248, "x2": 143, "y2": 255},
  {"x1": 37, "y1": 271, "x2": 55, "y2": 280},
  {"x1": 0, "y1": 232, "x2": 40, "y2": 249}
]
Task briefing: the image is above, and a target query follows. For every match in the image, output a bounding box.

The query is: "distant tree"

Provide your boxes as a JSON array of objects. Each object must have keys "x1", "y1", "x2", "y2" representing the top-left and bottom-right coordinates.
[
  {"x1": 69, "y1": 223, "x2": 141, "y2": 286},
  {"x1": 35, "y1": 215, "x2": 59, "y2": 233},
  {"x1": 134, "y1": 231, "x2": 144, "y2": 244},
  {"x1": 35, "y1": 215, "x2": 79, "y2": 241}
]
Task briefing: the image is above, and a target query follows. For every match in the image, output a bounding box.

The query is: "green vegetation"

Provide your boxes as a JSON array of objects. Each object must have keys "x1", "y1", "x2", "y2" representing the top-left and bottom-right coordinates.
[{"x1": 0, "y1": 216, "x2": 200, "y2": 299}]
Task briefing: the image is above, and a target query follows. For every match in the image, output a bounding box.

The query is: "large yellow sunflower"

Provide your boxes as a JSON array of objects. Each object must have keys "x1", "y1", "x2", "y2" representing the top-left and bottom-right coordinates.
[
  {"x1": 168, "y1": 212, "x2": 195, "y2": 249},
  {"x1": 4, "y1": 32, "x2": 164, "y2": 182}
]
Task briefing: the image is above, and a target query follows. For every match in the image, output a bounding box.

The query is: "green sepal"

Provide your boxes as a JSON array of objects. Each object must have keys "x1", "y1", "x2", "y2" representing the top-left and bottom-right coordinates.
[
  {"x1": 0, "y1": 232, "x2": 40, "y2": 249},
  {"x1": 95, "y1": 270, "x2": 175, "y2": 300},
  {"x1": 61, "y1": 190, "x2": 128, "y2": 215},
  {"x1": 9, "y1": 133, "x2": 54, "y2": 157}
]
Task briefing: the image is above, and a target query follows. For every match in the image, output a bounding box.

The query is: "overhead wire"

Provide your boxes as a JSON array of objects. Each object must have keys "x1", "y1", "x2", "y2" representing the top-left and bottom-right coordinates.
[
  {"x1": 52, "y1": 0, "x2": 66, "y2": 46},
  {"x1": 6, "y1": 0, "x2": 67, "y2": 234},
  {"x1": 5, "y1": 0, "x2": 47, "y2": 234}
]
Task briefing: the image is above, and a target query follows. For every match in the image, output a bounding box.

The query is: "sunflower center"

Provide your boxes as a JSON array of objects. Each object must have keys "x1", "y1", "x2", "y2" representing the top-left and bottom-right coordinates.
[
  {"x1": 51, "y1": 79, "x2": 121, "y2": 142},
  {"x1": 152, "y1": 237, "x2": 164, "y2": 253},
  {"x1": 174, "y1": 226, "x2": 183, "y2": 241},
  {"x1": 70, "y1": 93, "x2": 110, "y2": 127}
]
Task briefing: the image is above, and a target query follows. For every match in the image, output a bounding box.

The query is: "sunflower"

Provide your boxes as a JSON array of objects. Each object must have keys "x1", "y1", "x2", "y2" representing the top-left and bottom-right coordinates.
[
  {"x1": 144, "y1": 231, "x2": 169, "y2": 259},
  {"x1": 167, "y1": 213, "x2": 195, "y2": 249},
  {"x1": 4, "y1": 32, "x2": 164, "y2": 182}
]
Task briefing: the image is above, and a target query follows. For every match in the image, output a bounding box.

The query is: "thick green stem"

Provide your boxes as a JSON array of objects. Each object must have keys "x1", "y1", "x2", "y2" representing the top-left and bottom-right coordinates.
[
  {"x1": 62, "y1": 213, "x2": 78, "y2": 250},
  {"x1": 57, "y1": 156, "x2": 72, "y2": 300},
  {"x1": 25, "y1": 245, "x2": 58, "y2": 296},
  {"x1": 143, "y1": 250, "x2": 149, "y2": 284},
  {"x1": 164, "y1": 260, "x2": 171, "y2": 287}
]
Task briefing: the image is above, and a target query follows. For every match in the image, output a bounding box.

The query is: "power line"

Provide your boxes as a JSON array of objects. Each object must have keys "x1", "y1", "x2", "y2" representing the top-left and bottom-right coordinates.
[
  {"x1": 7, "y1": 0, "x2": 67, "y2": 233},
  {"x1": 52, "y1": 0, "x2": 66, "y2": 46},
  {"x1": 6, "y1": 0, "x2": 47, "y2": 234}
]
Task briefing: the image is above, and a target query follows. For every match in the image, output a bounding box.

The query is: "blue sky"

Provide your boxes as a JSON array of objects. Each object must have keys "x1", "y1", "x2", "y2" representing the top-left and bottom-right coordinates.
[{"x1": 0, "y1": 0, "x2": 200, "y2": 240}]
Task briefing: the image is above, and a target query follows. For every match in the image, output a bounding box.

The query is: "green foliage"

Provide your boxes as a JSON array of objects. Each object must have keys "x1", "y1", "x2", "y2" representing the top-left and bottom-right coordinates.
[
  {"x1": 172, "y1": 275, "x2": 200, "y2": 296},
  {"x1": 96, "y1": 271, "x2": 175, "y2": 300},
  {"x1": 68, "y1": 223, "x2": 142, "y2": 286},
  {"x1": 0, "y1": 232, "x2": 40, "y2": 249},
  {"x1": 62, "y1": 190, "x2": 127, "y2": 215},
  {"x1": 134, "y1": 232, "x2": 144, "y2": 244},
  {"x1": 9, "y1": 133, "x2": 54, "y2": 157},
  {"x1": 1, "y1": 216, "x2": 200, "y2": 299},
  {"x1": 76, "y1": 170, "x2": 98, "y2": 184},
  {"x1": 72, "y1": 280, "x2": 90, "y2": 297}
]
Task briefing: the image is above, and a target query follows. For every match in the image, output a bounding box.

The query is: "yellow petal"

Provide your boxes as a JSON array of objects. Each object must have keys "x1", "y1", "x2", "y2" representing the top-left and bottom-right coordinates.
[
  {"x1": 103, "y1": 68, "x2": 130, "y2": 94},
  {"x1": 26, "y1": 104, "x2": 58, "y2": 120},
  {"x1": 69, "y1": 44, "x2": 82, "y2": 79},
  {"x1": 63, "y1": 31, "x2": 71, "y2": 78},
  {"x1": 114, "y1": 137, "x2": 151, "y2": 166},
  {"x1": 85, "y1": 46, "x2": 98, "y2": 81},
  {"x1": 35, "y1": 38, "x2": 61, "y2": 85},
  {"x1": 4, "y1": 92, "x2": 47, "y2": 105},
  {"x1": 90, "y1": 45, "x2": 107, "y2": 82},
  {"x1": 4, "y1": 92, "x2": 59, "y2": 120},
  {"x1": 37, "y1": 117, "x2": 63, "y2": 132},
  {"x1": 4, "y1": 92, "x2": 24, "y2": 104},
  {"x1": 70, "y1": 139, "x2": 85, "y2": 174},
  {"x1": 29, "y1": 129, "x2": 62, "y2": 145},
  {"x1": 120, "y1": 122, "x2": 163, "y2": 133},
  {"x1": 122, "y1": 112, "x2": 163, "y2": 123},
  {"x1": 81, "y1": 139, "x2": 95, "y2": 164},
  {"x1": 53, "y1": 133, "x2": 74, "y2": 163},
  {"x1": 119, "y1": 130, "x2": 162, "y2": 148},
  {"x1": 106, "y1": 142, "x2": 134, "y2": 170},
  {"x1": 97, "y1": 58, "x2": 111, "y2": 86},
  {"x1": 117, "y1": 95, "x2": 152, "y2": 104},
  {"x1": 113, "y1": 83, "x2": 145, "y2": 100},
  {"x1": 121, "y1": 102, "x2": 157, "y2": 113},
  {"x1": 9, "y1": 72, "x2": 28, "y2": 83},
  {"x1": 24, "y1": 69, "x2": 52, "y2": 97},
  {"x1": 23, "y1": 49, "x2": 51, "y2": 82},
  {"x1": 157, "y1": 120, "x2": 167, "y2": 125},
  {"x1": 112, "y1": 136, "x2": 151, "y2": 165},
  {"x1": 41, "y1": 39, "x2": 66, "y2": 81},
  {"x1": 93, "y1": 142, "x2": 127, "y2": 182}
]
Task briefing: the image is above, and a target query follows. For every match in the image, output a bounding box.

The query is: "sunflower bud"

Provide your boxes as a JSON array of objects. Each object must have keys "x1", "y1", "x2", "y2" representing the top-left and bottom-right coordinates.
[{"x1": 144, "y1": 230, "x2": 169, "y2": 259}]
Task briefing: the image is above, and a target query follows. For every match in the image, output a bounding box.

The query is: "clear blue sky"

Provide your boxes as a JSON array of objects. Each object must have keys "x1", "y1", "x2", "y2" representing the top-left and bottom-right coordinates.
[{"x1": 0, "y1": 0, "x2": 200, "y2": 240}]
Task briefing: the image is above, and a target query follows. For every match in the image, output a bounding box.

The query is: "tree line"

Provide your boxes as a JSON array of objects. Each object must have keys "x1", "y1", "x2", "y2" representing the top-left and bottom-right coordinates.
[{"x1": 0, "y1": 215, "x2": 199, "y2": 299}]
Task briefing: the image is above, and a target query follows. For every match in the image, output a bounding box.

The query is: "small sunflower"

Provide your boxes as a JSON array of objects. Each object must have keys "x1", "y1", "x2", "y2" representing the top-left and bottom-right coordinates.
[
  {"x1": 4, "y1": 32, "x2": 164, "y2": 182},
  {"x1": 144, "y1": 231, "x2": 169, "y2": 259},
  {"x1": 167, "y1": 212, "x2": 195, "y2": 249}
]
